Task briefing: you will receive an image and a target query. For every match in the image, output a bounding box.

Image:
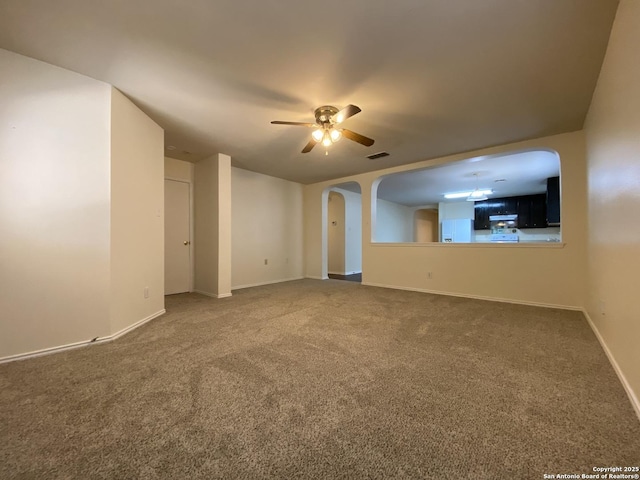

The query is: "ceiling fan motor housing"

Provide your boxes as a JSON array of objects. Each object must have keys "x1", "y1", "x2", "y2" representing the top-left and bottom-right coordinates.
[{"x1": 315, "y1": 106, "x2": 339, "y2": 125}]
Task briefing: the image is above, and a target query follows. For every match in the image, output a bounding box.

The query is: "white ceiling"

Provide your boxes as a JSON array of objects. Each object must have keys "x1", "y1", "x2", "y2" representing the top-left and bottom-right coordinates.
[{"x1": 0, "y1": 0, "x2": 618, "y2": 184}]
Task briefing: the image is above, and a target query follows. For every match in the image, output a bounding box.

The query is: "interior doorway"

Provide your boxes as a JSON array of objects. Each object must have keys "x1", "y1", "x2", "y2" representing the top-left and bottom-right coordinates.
[
  {"x1": 327, "y1": 191, "x2": 346, "y2": 276},
  {"x1": 325, "y1": 183, "x2": 362, "y2": 283},
  {"x1": 165, "y1": 179, "x2": 191, "y2": 294},
  {"x1": 414, "y1": 208, "x2": 439, "y2": 242}
]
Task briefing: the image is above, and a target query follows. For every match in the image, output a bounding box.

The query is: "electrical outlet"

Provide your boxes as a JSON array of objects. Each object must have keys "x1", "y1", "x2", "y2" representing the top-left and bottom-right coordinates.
[
  {"x1": 144, "y1": 287, "x2": 149, "y2": 299},
  {"x1": 427, "y1": 272, "x2": 433, "y2": 280},
  {"x1": 599, "y1": 300, "x2": 606, "y2": 316}
]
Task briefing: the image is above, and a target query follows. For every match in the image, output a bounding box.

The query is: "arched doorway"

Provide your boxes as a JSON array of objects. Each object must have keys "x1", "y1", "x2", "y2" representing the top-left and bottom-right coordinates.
[{"x1": 324, "y1": 182, "x2": 362, "y2": 282}]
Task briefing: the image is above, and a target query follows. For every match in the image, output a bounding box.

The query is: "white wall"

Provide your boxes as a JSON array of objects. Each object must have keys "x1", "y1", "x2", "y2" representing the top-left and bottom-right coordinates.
[
  {"x1": 231, "y1": 167, "x2": 303, "y2": 289},
  {"x1": 217, "y1": 155, "x2": 232, "y2": 297},
  {"x1": 584, "y1": 0, "x2": 640, "y2": 414},
  {"x1": 305, "y1": 131, "x2": 587, "y2": 309},
  {"x1": 110, "y1": 88, "x2": 165, "y2": 334},
  {"x1": 375, "y1": 199, "x2": 413, "y2": 242},
  {"x1": 194, "y1": 154, "x2": 228, "y2": 296},
  {"x1": 194, "y1": 158, "x2": 216, "y2": 295},
  {"x1": 165, "y1": 157, "x2": 193, "y2": 182},
  {"x1": 0, "y1": 49, "x2": 112, "y2": 359}
]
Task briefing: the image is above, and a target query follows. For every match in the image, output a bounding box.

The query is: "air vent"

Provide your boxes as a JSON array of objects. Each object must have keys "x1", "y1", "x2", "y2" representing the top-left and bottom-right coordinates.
[{"x1": 367, "y1": 151, "x2": 390, "y2": 160}]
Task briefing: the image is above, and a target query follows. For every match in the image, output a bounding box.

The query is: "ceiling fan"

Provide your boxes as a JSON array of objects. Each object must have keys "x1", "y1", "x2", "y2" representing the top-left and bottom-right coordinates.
[{"x1": 271, "y1": 104, "x2": 375, "y2": 153}]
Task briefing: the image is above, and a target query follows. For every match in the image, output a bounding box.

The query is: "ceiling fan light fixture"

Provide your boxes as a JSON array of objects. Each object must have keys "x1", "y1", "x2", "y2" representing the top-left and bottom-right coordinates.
[
  {"x1": 322, "y1": 132, "x2": 333, "y2": 147},
  {"x1": 271, "y1": 104, "x2": 374, "y2": 153}
]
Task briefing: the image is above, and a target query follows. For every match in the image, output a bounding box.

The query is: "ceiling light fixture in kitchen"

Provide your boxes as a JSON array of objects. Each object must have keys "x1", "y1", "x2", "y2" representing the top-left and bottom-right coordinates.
[
  {"x1": 466, "y1": 173, "x2": 490, "y2": 202},
  {"x1": 443, "y1": 173, "x2": 492, "y2": 201},
  {"x1": 444, "y1": 189, "x2": 492, "y2": 200}
]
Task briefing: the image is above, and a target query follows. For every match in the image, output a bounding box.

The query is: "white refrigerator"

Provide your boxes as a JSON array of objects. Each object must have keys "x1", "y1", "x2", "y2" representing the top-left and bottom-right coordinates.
[{"x1": 441, "y1": 219, "x2": 473, "y2": 243}]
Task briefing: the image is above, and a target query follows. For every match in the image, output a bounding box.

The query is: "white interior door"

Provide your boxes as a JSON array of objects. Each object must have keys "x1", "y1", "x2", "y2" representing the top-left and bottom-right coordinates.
[{"x1": 165, "y1": 179, "x2": 191, "y2": 295}]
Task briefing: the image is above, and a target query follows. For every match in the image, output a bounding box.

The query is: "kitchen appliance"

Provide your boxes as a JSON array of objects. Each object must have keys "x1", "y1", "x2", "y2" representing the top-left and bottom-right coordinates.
[
  {"x1": 441, "y1": 219, "x2": 472, "y2": 243},
  {"x1": 489, "y1": 214, "x2": 519, "y2": 242},
  {"x1": 489, "y1": 233, "x2": 519, "y2": 243}
]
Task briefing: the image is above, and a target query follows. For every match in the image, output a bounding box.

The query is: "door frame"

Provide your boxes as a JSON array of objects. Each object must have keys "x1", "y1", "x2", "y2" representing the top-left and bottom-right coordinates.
[{"x1": 165, "y1": 177, "x2": 194, "y2": 293}]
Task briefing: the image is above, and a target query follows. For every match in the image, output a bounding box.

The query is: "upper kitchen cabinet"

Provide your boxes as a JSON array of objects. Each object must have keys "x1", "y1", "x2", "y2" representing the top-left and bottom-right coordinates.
[
  {"x1": 517, "y1": 194, "x2": 547, "y2": 228},
  {"x1": 475, "y1": 194, "x2": 548, "y2": 229},
  {"x1": 473, "y1": 201, "x2": 491, "y2": 230},
  {"x1": 501, "y1": 197, "x2": 518, "y2": 215},
  {"x1": 547, "y1": 176, "x2": 560, "y2": 226}
]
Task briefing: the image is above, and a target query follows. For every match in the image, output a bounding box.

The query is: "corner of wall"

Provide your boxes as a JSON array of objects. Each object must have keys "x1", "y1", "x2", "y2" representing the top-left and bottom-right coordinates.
[
  {"x1": 109, "y1": 87, "x2": 165, "y2": 335},
  {"x1": 583, "y1": 0, "x2": 640, "y2": 419}
]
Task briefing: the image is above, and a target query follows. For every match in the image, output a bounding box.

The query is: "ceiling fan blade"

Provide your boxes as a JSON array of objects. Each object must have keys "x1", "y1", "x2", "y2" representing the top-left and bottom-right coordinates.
[
  {"x1": 301, "y1": 139, "x2": 317, "y2": 153},
  {"x1": 333, "y1": 104, "x2": 361, "y2": 124},
  {"x1": 342, "y1": 129, "x2": 375, "y2": 147},
  {"x1": 271, "y1": 121, "x2": 317, "y2": 127}
]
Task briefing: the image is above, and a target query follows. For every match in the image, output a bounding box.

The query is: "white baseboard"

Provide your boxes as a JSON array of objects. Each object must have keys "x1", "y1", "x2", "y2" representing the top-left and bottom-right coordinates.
[
  {"x1": 232, "y1": 277, "x2": 304, "y2": 291},
  {"x1": 0, "y1": 338, "x2": 103, "y2": 364},
  {"x1": 106, "y1": 309, "x2": 166, "y2": 342},
  {"x1": 193, "y1": 289, "x2": 216, "y2": 298},
  {"x1": 305, "y1": 275, "x2": 328, "y2": 280},
  {"x1": 328, "y1": 271, "x2": 362, "y2": 276},
  {"x1": 583, "y1": 309, "x2": 640, "y2": 421},
  {"x1": 0, "y1": 309, "x2": 166, "y2": 364},
  {"x1": 193, "y1": 290, "x2": 233, "y2": 299},
  {"x1": 361, "y1": 281, "x2": 582, "y2": 311}
]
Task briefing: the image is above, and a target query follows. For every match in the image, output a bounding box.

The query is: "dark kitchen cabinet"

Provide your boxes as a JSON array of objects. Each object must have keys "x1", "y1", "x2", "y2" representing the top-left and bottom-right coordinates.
[
  {"x1": 547, "y1": 176, "x2": 560, "y2": 226},
  {"x1": 486, "y1": 197, "x2": 517, "y2": 215},
  {"x1": 474, "y1": 201, "x2": 491, "y2": 230},
  {"x1": 500, "y1": 197, "x2": 518, "y2": 215},
  {"x1": 474, "y1": 197, "x2": 518, "y2": 229},
  {"x1": 475, "y1": 194, "x2": 548, "y2": 230},
  {"x1": 516, "y1": 197, "x2": 531, "y2": 228},
  {"x1": 530, "y1": 194, "x2": 547, "y2": 227},
  {"x1": 517, "y1": 194, "x2": 547, "y2": 228}
]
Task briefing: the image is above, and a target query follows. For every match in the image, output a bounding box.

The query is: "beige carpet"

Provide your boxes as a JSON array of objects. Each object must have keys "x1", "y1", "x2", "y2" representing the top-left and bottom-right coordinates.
[{"x1": 1, "y1": 279, "x2": 638, "y2": 479}]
